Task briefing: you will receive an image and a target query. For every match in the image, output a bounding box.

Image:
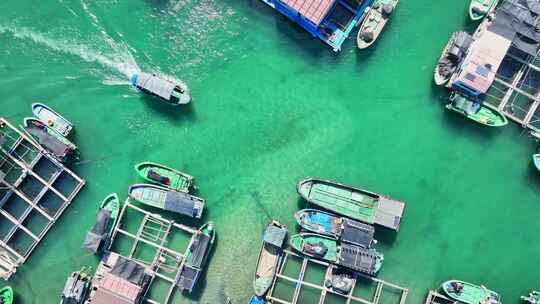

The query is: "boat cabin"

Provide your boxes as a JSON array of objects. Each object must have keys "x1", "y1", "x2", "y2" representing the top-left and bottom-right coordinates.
[
  {"x1": 259, "y1": 0, "x2": 373, "y2": 51},
  {"x1": 340, "y1": 219, "x2": 375, "y2": 248},
  {"x1": 131, "y1": 73, "x2": 190, "y2": 105},
  {"x1": 263, "y1": 222, "x2": 288, "y2": 248}
]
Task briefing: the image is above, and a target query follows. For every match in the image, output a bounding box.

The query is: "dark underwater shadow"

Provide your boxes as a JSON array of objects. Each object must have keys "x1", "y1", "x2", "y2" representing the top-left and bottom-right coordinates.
[
  {"x1": 373, "y1": 227, "x2": 397, "y2": 244},
  {"x1": 140, "y1": 94, "x2": 197, "y2": 124},
  {"x1": 143, "y1": 0, "x2": 170, "y2": 9}
]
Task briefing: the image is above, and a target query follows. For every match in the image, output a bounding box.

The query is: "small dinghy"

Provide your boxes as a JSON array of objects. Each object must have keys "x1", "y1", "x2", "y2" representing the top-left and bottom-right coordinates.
[
  {"x1": 469, "y1": 0, "x2": 498, "y2": 21},
  {"x1": 23, "y1": 117, "x2": 78, "y2": 162},
  {"x1": 176, "y1": 222, "x2": 216, "y2": 293},
  {"x1": 82, "y1": 193, "x2": 120, "y2": 254},
  {"x1": 61, "y1": 268, "x2": 92, "y2": 304},
  {"x1": 290, "y1": 233, "x2": 383, "y2": 275},
  {"x1": 356, "y1": 0, "x2": 399, "y2": 49},
  {"x1": 131, "y1": 72, "x2": 191, "y2": 105},
  {"x1": 522, "y1": 291, "x2": 540, "y2": 304},
  {"x1": 440, "y1": 280, "x2": 501, "y2": 304},
  {"x1": 31, "y1": 102, "x2": 73, "y2": 137},
  {"x1": 434, "y1": 32, "x2": 473, "y2": 86},
  {"x1": 532, "y1": 154, "x2": 540, "y2": 171},
  {"x1": 295, "y1": 209, "x2": 376, "y2": 248},
  {"x1": 253, "y1": 221, "x2": 287, "y2": 297},
  {"x1": 128, "y1": 184, "x2": 204, "y2": 218},
  {"x1": 0, "y1": 286, "x2": 13, "y2": 304},
  {"x1": 135, "y1": 161, "x2": 194, "y2": 193},
  {"x1": 446, "y1": 93, "x2": 508, "y2": 127}
]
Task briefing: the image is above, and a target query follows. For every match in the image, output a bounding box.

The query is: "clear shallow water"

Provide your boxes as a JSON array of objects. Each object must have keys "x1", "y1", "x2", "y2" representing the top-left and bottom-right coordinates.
[{"x1": 1, "y1": 0, "x2": 540, "y2": 303}]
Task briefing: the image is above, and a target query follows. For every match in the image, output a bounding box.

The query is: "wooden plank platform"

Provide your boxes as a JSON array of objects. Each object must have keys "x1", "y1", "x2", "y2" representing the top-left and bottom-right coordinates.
[
  {"x1": 266, "y1": 249, "x2": 408, "y2": 304},
  {"x1": 0, "y1": 117, "x2": 85, "y2": 280}
]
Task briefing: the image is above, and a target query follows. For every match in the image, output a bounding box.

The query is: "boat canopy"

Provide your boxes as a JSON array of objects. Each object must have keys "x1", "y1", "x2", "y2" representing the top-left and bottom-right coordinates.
[
  {"x1": 489, "y1": 0, "x2": 540, "y2": 55},
  {"x1": 82, "y1": 209, "x2": 111, "y2": 253},
  {"x1": 453, "y1": 30, "x2": 512, "y2": 94},
  {"x1": 338, "y1": 244, "x2": 377, "y2": 274},
  {"x1": 176, "y1": 265, "x2": 198, "y2": 292},
  {"x1": 263, "y1": 224, "x2": 287, "y2": 248},
  {"x1": 374, "y1": 196, "x2": 405, "y2": 231},
  {"x1": 190, "y1": 234, "x2": 211, "y2": 268},
  {"x1": 165, "y1": 191, "x2": 199, "y2": 217},
  {"x1": 341, "y1": 219, "x2": 375, "y2": 248},
  {"x1": 110, "y1": 256, "x2": 147, "y2": 285},
  {"x1": 135, "y1": 73, "x2": 177, "y2": 101},
  {"x1": 61, "y1": 274, "x2": 87, "y2": 304},
  {"x1": 25, "y1": 123, "x2": 70, "y2": 157}
]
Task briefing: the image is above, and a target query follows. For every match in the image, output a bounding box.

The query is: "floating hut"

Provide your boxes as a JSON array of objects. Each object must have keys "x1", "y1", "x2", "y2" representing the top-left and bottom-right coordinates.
[
  {"x1": 0, "y1": 118, "x2": 85, "y2": 280},
  {"x1": 448, "y1": 0, "x2": 540, "y2": 134},
  {"x1": 259, "y1": 0, "x2": 373, "y2": 51}
]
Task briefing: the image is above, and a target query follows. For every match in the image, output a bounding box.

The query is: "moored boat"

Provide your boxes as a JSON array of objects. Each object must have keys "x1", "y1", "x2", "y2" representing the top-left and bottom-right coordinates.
[
  {"x1": 31, "y1": 102, "x2": 73, "y2": 137},
  {"x1": 128, "y1": 184, "x2": 204, "y2": 218},
  {"x1": 61, "y1": 268, "x2": 92, "y2": 304},
  {"x1": 135, "y1": 161, "x2": 194, "y2": 193},
  {"x1": 469, "y1": 0, "x2": 498, "y2": 21},
  {"x1": 82, "y1": 193, "x2": 120, "y2": 254},
  {"x1": 130, "y1": 72, "x2": 191, "y2": 105},
  {"x1": 0, "y1": 286, "x2": 13, "y2": 304},
  {"x1": 521, "y1": 291, "x2": 540, "y2": 304},
  {"x1": 290, "y1": 233, "x2": 383, "y2": 275},
  {"x1": 23, "y1": 117, "x2": 78, "y2": 162},
  {"x1": 440, "y1": 280, "x2": 501, "y2": 304},
  {"x1": 295, "y1": 209, "x2": 375, "y2": 248},
  {"x1": 356, "y1": 0, "x2": 399, "y2": 49},
  {"x1": 254, "y1": 220, "x2": 288, "y2": 297},
  {"x1": 296, "y1": 177, "x2": 405, "y2": 231},
  {"x1": 532, "y1": 154, "x2": 540, "y2": 171},
  {"x1": 434, "y1": 32, "x2": 473, "y2": 86},
  {"x1": 446, "y1": 93, "x2": 508, "y2": 127},
  {"x1": 176, "y1": 222, "x2": 216, "y2": 293}
]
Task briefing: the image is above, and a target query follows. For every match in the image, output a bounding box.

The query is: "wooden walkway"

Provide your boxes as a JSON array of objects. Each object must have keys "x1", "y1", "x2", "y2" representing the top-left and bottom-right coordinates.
[
  {"x1": 266, "y1": 249, "x2": 408, "y2": 304},
  {"x1": 106, "y1": 201, "x2": 198, "y2": 304},
  {"x1": 423, "y1": 290, "x2": 456, "y2": 304},
  {"x1": 0, "y1": 117, "x2": 85, "y2": 280}
]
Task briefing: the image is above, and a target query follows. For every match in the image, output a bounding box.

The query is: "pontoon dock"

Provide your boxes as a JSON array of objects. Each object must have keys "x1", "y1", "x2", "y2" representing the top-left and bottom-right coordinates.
[
  {"x1": 0, "y1": 117, "x2": 85, "y2": 280},
  {"x1": 266, "y1": 249, "x2": 408, "y2": 304},
  {"x1": 258, "y1": 0, "x2": 373, "y2": 51}
]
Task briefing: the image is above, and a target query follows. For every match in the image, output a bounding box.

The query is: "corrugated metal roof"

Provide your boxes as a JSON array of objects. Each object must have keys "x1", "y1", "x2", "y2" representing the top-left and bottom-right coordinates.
[
  {"x1": 282, "y1": 0, "x2": 334, "y2": 25},
  {"x1": 135, "y1": 73, "x2": 176, "y2": 101}
]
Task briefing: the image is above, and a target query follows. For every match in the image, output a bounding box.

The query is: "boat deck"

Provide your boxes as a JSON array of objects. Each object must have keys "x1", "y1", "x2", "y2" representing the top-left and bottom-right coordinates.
[
  {"x1": 258, "y1": 0, "x2": 373, "y2": 51},
  {"x1": 0, "y1": 117, "x2": 85, "y2": 280},
  {"x1": 266, "y1": 249, "x2": 408, "y2": 304},
  {"x1": 97, "y1": 201, "x2": 198, "y2": 304}
]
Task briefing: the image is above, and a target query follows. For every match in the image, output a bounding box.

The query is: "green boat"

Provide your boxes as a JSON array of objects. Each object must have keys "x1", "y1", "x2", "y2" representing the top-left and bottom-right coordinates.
[
  {"x1": 23, "y1": 117, "x2": 78, "y2": 162},
  {"x1": 82, "y1": 193, "x2": 121, "y2": 254},
  {"x1": 522, "y1": 291, "x2": 540, "y2": 304},
  {"x1": 176, "y1": 222, "x2": 216, "y2": 293},
  {"x1": 135, "y1": 161, "x2": 194, "y2": 193},
  {"x1": 447, "y1": 93, "x2": 508, "y2": 127},
  {"x1": 469, "y1": 0, "x2": 497, "y2": 21},
  {"x1": 254, "y1": 220, "x2": 288, "y2": 297},
  {"x1": 290, "y1": 233, "x2": 383, "y2": 275},
  {"x1": 296, "y1": 177, "x2": 405, "y2": 231},
  {"x1": 441, "y1": 280, "x2": 501, "y2": 304},
  {"x1": 0, "y1": 286, "x2": 13, "y2": 304},
  {"x1": 128, "y1": 184, "x2": 204, "y2": 218}
]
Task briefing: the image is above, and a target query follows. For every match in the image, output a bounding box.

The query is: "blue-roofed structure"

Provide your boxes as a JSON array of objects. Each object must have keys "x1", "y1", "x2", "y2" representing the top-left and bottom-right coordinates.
[{"x1": 259, "y1": 0, "x2": 373, "y2": 51}]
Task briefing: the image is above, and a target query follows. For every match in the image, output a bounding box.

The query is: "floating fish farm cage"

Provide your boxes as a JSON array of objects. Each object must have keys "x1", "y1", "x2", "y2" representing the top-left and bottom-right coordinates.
[
  {"x1": 266, "y1": 249, "x2": 408, "y2": 304},
  {"x1": 0, "y1": 117, "x2": 85, "y2": 279},
  {"x1": 91, "y1": 201, "x2": 198, "y2": 304},
  {"x1": 259, "y1": 0, "x2": 373, "y2": 51}
]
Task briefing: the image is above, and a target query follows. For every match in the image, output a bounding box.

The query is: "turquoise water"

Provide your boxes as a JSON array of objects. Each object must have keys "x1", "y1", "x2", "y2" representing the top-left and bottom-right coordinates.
[{"x1": 1, "y1": 0, "x2": 540, "y2": 303}]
